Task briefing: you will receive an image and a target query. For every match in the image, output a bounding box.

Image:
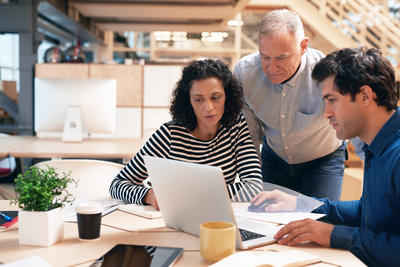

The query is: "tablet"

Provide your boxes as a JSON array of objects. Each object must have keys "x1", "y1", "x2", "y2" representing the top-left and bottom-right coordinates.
[{"x1": 90, "y1": 244, "x2": 183, "y2": 267}]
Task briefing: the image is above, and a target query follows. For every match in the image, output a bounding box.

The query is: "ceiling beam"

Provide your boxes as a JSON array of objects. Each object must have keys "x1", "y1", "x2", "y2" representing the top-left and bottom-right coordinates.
[
  {"x1": 97, "y1": 23, "x2": 231, "y2": 33},
  {"x1": 221, "y1": 0, "x2": 251, "y2": 25},
  {"x1": 72, "y1": 3, "x2": 234, "y2": 20},
  {"x1": 38, "y1": 1, "x2": 104, "y2": 44}
]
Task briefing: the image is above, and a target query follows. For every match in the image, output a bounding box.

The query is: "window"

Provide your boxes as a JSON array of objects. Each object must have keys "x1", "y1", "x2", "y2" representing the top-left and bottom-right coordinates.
[{"x1": 0, "y1": 33, "x2": 19, "y2": 91}]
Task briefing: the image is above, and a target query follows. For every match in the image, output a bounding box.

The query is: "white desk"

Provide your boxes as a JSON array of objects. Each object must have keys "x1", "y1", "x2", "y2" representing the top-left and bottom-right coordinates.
[
  {"x1": 1, "y1": 136, "x2": 142, "y2": 162},
  {"x1": 0, "y1": 136, "x2": 36, "y2": 158},
  {"x1": 0, "y1": 200, "x2": 366, "y2": 267}
]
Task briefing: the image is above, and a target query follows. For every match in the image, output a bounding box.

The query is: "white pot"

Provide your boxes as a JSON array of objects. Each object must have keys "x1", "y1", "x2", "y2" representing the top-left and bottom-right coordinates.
[{"x1": 18, "y1": 207, "x2": 64, "y2": 246}]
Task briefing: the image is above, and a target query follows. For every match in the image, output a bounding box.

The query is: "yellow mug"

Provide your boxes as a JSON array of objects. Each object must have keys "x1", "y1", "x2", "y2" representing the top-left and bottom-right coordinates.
[{"x1": 200, "y1": 221, "x2": 236, "y2": 262}]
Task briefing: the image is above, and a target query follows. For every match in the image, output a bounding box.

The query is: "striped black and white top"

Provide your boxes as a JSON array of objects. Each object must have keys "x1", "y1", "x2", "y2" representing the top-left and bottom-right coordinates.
[{"x1": 109, "y1": 113, "x2": 263, "y2": 204}]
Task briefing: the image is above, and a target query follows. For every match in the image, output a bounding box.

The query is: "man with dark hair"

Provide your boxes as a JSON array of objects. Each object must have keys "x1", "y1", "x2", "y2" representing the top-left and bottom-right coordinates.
[{"x1": 252, "y1": 47, "x2": 400, "y2": 266}]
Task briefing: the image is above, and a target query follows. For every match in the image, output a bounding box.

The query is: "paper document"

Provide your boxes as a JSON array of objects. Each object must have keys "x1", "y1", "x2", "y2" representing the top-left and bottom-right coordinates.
[
  {"x1": 234, "y1": 206, "x2": 325, "y2": 225},
  {"x1": 118, "y1": 203, "x2": 162, "y2": 219},
  {"x1": 2, "y1": 256, "x2": 53, "y2": 267},
  {"x1": 64, "y1": 197, "x2": 124, "y2": 222},
  {"x1": 210, "y1": 250, "x2": 320, "y2": 267}
]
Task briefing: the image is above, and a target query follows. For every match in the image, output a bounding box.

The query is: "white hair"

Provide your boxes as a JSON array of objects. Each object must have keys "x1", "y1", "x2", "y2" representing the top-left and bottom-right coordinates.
[{"x1": 258, "y1": 9, "x2": 305, "y2": 45}]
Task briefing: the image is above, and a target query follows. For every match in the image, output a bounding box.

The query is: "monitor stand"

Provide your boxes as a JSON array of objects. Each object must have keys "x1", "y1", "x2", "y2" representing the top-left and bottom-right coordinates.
[{"x1": 62, "y1": 106, "x2": 83, "y2": 142}]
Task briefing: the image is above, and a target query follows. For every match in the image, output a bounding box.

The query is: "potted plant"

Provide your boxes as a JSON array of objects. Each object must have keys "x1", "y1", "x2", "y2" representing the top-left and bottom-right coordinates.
[{"x1": 12, "y1": 165, "x2": 77, "y2": 246}]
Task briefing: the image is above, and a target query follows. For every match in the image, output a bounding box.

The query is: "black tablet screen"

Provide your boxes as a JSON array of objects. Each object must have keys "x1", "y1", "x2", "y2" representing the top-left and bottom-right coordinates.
[{"x1": 90, "y1": 244, "x2": 183, "y2": 267}]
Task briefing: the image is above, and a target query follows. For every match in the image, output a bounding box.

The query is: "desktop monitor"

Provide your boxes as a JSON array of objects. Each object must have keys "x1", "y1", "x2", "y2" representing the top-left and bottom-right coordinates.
[{"x1": 34, "y1": 78, "x2": 117, "y2": 142}]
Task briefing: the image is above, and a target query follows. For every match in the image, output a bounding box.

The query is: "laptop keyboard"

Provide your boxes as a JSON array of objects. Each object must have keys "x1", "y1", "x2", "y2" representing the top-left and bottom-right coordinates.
[{"x1": 239, "y1": 228, "x2": 265, "y2": 241}]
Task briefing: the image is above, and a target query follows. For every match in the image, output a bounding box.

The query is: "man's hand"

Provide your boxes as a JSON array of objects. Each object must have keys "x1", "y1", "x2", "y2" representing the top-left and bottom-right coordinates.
[
  {"x1": 250, "y1": 190, "x2": 297, "y2": 212},
  {"x1": 274, "y1": 219, "x2": 334, "y2": 247},
  {"x1": 143, "y1": 189, "x2": 159, "y2": 210}
]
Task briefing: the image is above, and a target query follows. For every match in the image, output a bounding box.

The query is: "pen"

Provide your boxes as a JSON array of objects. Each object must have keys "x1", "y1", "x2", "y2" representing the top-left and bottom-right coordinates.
[{"x1": 0, "y1": 212, "x2": 12, "y2": 222}]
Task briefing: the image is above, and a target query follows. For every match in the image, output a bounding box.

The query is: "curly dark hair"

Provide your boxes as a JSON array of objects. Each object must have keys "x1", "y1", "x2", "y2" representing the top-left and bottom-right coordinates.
[
  {"x1": 312, "y1": 47, "x2": 398, "y2": 111},
  {"x1": 170, "y1": 59, "x2": 243, "y2": 131}
]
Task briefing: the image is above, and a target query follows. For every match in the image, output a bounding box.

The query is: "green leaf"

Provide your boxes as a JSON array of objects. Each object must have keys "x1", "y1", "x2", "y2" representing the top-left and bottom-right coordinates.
[{"x1": 13, "y1": 165, "x2": 78, "y2": 211}]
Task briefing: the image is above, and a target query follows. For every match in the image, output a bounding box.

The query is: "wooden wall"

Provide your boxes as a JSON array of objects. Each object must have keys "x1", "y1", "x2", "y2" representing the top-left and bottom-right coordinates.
[{"x1": 35, "y1": 63, "x2": 183, "y2": 139}]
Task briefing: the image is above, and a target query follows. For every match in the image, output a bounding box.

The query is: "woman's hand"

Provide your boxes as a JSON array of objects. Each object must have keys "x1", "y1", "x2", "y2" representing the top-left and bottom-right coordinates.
[{"x1": 143, "y1": 189, "x2": 159, "y2": 210}]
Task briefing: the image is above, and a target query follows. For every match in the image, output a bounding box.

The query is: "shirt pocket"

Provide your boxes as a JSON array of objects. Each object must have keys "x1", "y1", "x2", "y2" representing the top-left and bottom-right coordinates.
[
  {"x1": 296, "y1": 97, "x2": 324, "y2": 115},
  {"x1": 293, "y1": 109, "x2": 325, "y2": 133}
]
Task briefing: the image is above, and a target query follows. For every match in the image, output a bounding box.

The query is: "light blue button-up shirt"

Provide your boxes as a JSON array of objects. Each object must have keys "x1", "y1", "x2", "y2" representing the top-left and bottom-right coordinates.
[{"x1": 234, "y1": 48, "x2": 341, "y2": 164}]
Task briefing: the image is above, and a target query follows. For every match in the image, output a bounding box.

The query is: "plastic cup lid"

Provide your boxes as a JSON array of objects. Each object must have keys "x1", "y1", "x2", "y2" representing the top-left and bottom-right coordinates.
[{"x1": 75, "y1": 202, "x2": 103, "y2": 214}]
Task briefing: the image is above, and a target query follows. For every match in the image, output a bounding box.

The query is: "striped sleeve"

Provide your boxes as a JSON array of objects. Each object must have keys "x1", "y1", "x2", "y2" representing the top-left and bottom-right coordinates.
[
  {"x1": 109, "y1": 124, "x2": 171, "y2": 204},
  {"x1": 227, "y1": 114, "x2": 263, "y2": 202}
]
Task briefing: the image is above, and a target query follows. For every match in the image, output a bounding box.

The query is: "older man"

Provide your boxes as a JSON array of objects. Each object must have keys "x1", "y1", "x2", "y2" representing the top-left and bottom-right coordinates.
[
  {"x1": 252, "y1": 47, "x2": 400, "y2": 267},
  {"x1": 234, "y1": 9, "x2": 345, "y2": 200}
]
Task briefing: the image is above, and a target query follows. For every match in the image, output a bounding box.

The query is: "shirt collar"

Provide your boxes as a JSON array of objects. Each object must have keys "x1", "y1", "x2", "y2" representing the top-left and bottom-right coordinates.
[
  {"x1": 366, "y1": 108, "x2": 400, "y2": 157},
  {"x1": 284, "y1": 52, "x2": 306, "y2": 87}
]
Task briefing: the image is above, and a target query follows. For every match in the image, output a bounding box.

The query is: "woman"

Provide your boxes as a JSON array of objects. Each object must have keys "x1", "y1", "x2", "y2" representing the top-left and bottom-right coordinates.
[{"x1": 109, "y1": 59, "x2": 262, "y2": 208}]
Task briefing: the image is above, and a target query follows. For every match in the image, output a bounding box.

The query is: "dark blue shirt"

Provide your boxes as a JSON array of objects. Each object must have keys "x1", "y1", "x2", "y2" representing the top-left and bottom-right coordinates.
[{"x1": 315, "y1": 108, "x2": 400, "y2": 267}]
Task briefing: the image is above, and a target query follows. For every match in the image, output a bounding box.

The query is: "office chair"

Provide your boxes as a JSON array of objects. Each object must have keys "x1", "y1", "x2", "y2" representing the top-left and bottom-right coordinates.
[{"x1": 35, "y1": 159, "x2": 124, "y2": 200}]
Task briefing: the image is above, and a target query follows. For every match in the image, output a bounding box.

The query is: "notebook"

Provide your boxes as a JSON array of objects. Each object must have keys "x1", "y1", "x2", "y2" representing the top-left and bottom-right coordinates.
[
  {"x1": 143, "y1": 156, "x2": 282, "y2": 249},
  {"x1": 1, "y1": 256, "x2": 53, "y2": 267},
  {"x1": 210, "y1": 250, "x2": 320, "y2": 267},
  {"x1": 118, "y1": 204, "x2": 162, "y2": 219},
  {"x1": 64, "y1": 198, "x2": 123, "y2": 222},
  {"x1": 0, "y1": 211, "x2": 18, "y2": 229}
]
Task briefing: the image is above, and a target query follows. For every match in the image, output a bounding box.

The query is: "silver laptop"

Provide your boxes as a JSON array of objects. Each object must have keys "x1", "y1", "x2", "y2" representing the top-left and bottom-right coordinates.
[{"x1": 143, "y1": 156, "x2": 281, "y2": 249}]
